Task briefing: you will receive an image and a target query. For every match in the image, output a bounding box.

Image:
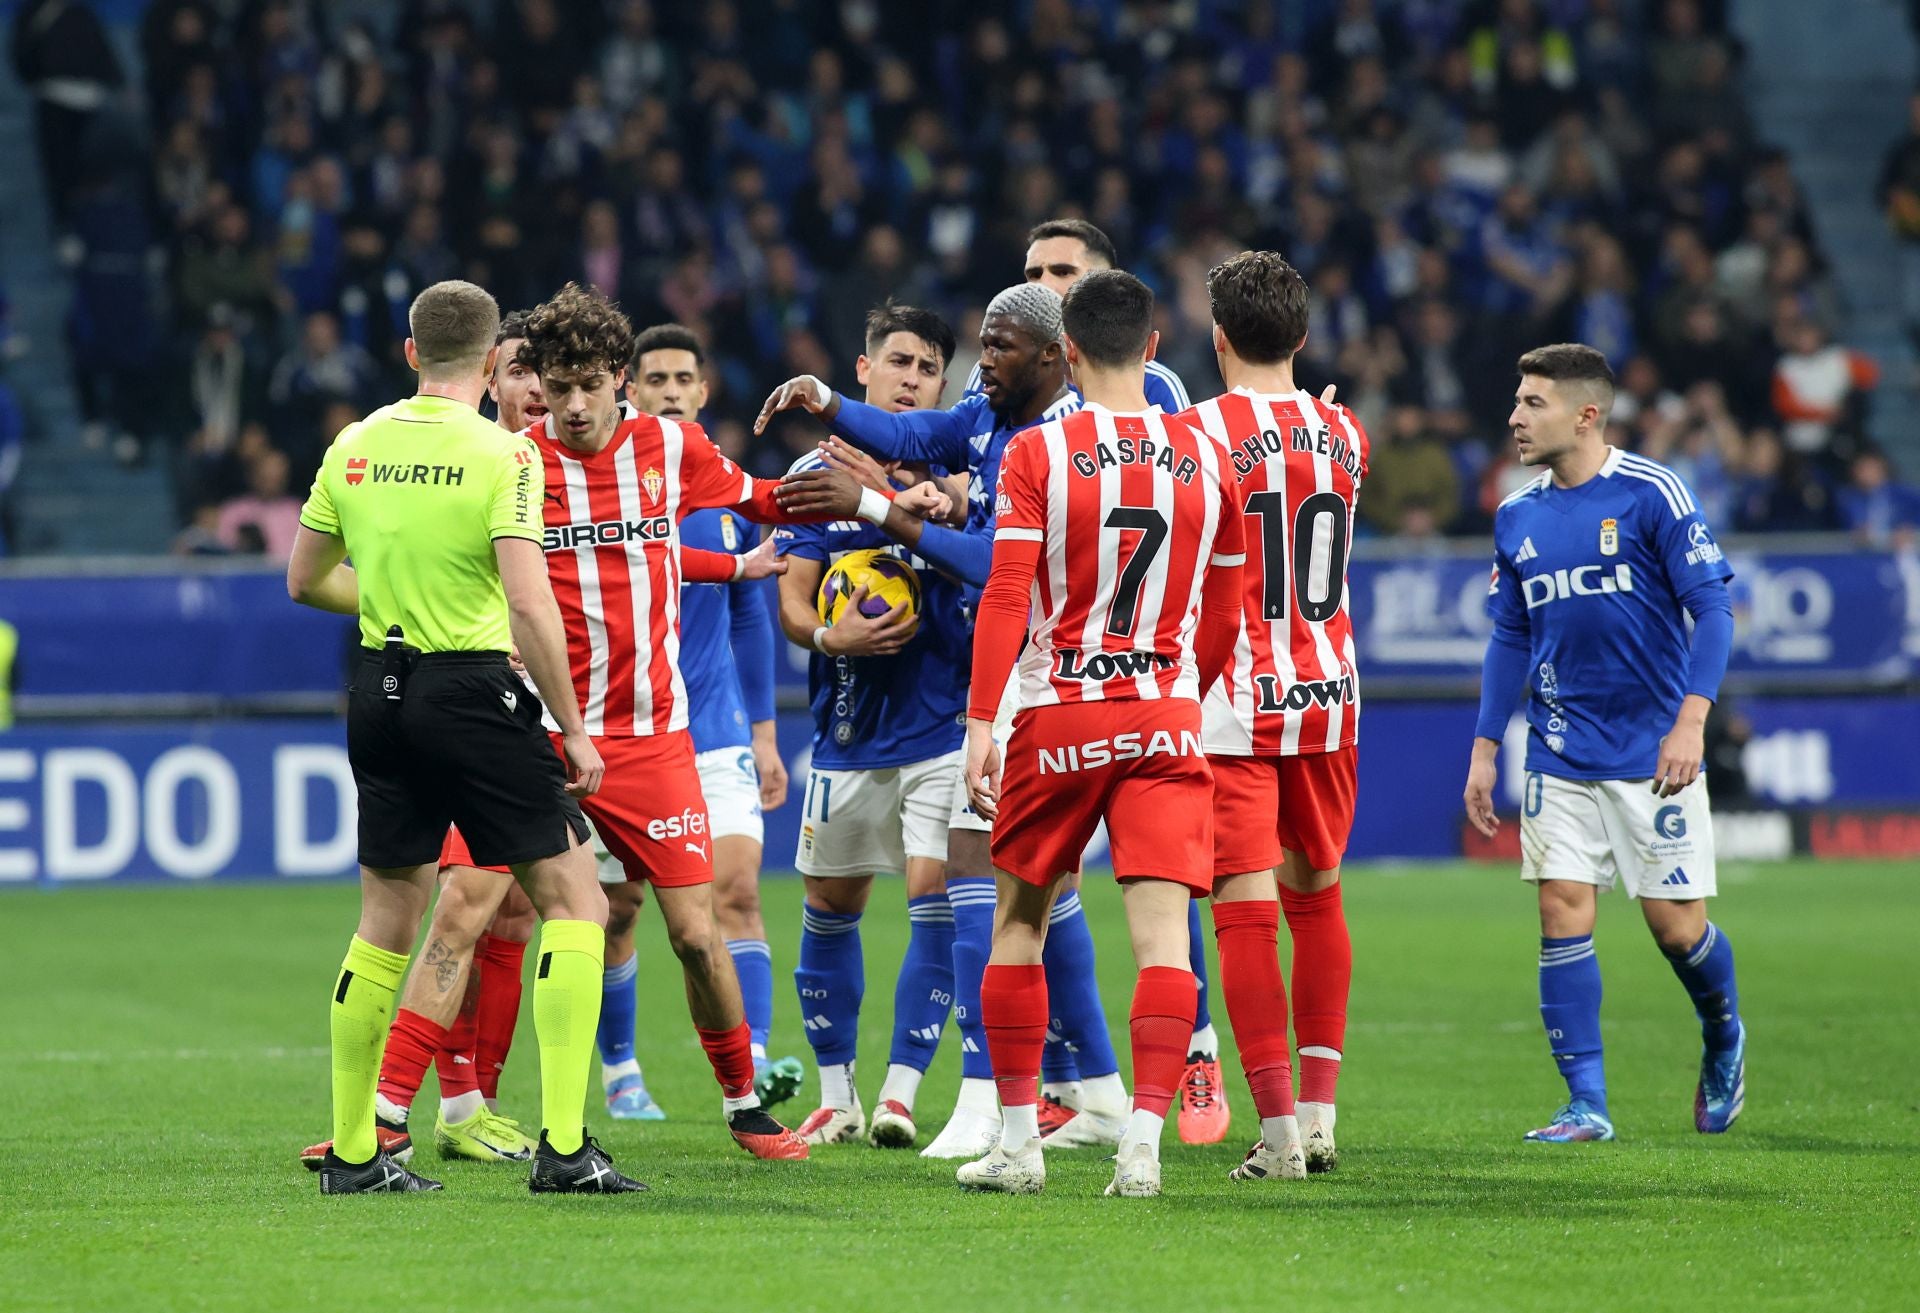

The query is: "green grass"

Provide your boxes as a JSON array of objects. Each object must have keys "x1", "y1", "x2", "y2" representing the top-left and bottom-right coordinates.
[{"x1": 1, "y1": 861, "x2": 1915, "y2": 1312}]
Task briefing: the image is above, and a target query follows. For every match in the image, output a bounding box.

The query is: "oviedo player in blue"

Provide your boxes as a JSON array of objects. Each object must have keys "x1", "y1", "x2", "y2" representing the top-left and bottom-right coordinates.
[
  {"x1": 963, "y1": 218, "x2": 1193, "y2": 418},
  {"x1": 764, "y1": 304, "x2": 973, "y2": 1148},
  {"x1": 765, "y1": 285, "x2": 1143, "y2": 1158},
  {"x1": 1465, "y1": 344, "x2": 1746, "y2": 1144}
]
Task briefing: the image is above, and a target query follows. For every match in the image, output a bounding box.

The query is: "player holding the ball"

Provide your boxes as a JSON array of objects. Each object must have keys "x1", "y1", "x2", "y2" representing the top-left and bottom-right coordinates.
[{"x1": 770, "y1": 303, "x2": 976, "y2": 1148}]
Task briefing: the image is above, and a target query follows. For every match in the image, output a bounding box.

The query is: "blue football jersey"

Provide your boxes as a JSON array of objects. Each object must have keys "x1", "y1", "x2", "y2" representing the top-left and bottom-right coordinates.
[
  {"x1": 678, "y1": 507, "x2": 776, "y2": 754},
  {"x1": 772, "y1": 457, "x2": 970, "y2": 771},
  {"x1": 964, "y1": 356, "x2": 1191, "y2": 413},
  {"x1": 1486, "y1": 448, "x2": 1734, "y2": 780}
]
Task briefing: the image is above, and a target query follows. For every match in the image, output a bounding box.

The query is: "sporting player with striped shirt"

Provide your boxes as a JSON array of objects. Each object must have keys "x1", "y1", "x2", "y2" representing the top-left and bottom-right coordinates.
[
  {"x1": 969, "y1": 217, "x2": 1226, "y2": 1144},
  {"x1": 587, "y1": 323, "x2": 803, "y2": 1123},
  {"x1": 958, "y1": 270, "x2": 1244, "y2": 1198},
  {"x1": 1177, "y1": 252, "x2": 1366, "y2": 1180},
  {"x1": 1465, "y1": 343, "x2": 1745, "y2": 1144},
  {"x1": 520, "y1": 283, "x2": 813, "y2": 1162}
]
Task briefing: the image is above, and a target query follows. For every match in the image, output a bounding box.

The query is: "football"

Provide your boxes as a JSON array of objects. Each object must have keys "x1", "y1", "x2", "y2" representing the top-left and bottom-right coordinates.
[{"x1": 817, "y1": 548, "x2": 921, "y2": 626}]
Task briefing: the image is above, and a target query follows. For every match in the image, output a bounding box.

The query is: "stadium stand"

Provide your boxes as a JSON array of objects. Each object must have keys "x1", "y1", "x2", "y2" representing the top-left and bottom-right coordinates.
[{"x1": 0, "y1": 0, "x2": 1912, "y2": 555}]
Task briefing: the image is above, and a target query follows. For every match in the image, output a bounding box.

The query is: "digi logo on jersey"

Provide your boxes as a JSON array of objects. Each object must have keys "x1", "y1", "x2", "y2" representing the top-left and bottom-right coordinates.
[
  {"x1": 1253, "y1": 670, "x2": 1357, "y2": 713},
  {"x1": 1522, "y1": 563, "x2": 1635, "y2": 609},
  {"x1": 1036, "y1": 729, "x2": 1203, "y2": 774},
  {"x1": 543, "y1": 516, "x2": 672, "y2": 551},
  {"x1": 1053, "y1": 648, "x2": 1175, "y2": 682}
]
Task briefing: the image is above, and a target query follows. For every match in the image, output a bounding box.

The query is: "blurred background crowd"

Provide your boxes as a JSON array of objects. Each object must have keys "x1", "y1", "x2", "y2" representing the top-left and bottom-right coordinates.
[{"x1": 7, "y1": 0, "x2": 1919, "y2": 559}]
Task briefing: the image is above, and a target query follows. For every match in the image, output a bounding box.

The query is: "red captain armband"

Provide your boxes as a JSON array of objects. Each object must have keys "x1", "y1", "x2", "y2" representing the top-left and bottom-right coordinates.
[{"x1": 682, "y1": 547, "x2": 742, "y2": 583}]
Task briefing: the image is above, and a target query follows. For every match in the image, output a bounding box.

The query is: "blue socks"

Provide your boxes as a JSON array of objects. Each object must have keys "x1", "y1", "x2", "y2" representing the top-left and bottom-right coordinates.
[
  {"x1": 727, "y1": 937, "x2": 774, "y2": 1069},
  {"x1": 1539, "y1": 934, "x2": 1607, "y2": 1114},
  {"x1": 794, "y1": 906, "x2": 864, "y2": 1067},
  {"x1": 1040, "y1": 891, "x2": 1120, "y2": 1080},
  {"x1": 947, "y1": 876, "x2": 996, "y2": 1080},
  {"x1": 890, "y1": 893, "x2": 956, "y2": 1070},
  {"x1": 597, "y1": 953, "x2": 639, "y2": 1069},
  {"x1": 1188, "y1": 900, "x2": 1212, "y2": 1032},
  {"x1": 1665, "y1": 922, "x2": 1741, "y2": 1050}
]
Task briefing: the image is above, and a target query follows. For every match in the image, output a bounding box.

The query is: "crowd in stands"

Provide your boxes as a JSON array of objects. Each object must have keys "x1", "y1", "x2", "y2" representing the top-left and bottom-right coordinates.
[{"x1": 9, "y1": 0, "x2": 1918, "y2": 558}]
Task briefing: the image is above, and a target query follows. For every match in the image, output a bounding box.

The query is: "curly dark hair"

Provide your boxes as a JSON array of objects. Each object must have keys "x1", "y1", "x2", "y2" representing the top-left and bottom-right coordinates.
[{"x1": 520, "y1": 282, "x2": 635, "y2": 378}]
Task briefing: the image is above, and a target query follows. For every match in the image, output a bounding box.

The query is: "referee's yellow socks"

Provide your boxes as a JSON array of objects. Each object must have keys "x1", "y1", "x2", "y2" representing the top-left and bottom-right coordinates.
[
  {"x1": 329, "y1": 935, "x2": 410, "y2": 1164},
  {"x1": 533, "y1": 919, "x2": 606, "y2": 1156}
]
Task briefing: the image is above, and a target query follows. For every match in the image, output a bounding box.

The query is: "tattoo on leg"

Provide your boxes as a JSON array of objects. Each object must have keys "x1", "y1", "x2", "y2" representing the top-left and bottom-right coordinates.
[{"x1": 421, "y1": 939, "x2": 461, "y2": 994}]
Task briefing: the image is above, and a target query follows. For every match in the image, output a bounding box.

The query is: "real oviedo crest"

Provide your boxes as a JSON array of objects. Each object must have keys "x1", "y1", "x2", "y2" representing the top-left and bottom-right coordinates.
[{"x1": 1599, "y1": 517, "x2": 1619, "y2": 556}]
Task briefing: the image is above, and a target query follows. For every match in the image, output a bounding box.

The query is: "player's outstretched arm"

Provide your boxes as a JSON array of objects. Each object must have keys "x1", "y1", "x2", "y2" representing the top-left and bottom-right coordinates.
[
  {"x1": 286, "y1": 526, "x2": 359, "y2": 614},
  {"x1": 497, "y1": 537, "x2": 603, "y2": 798},
  {"x1": 753, "y1": 375, "x2": 838, "y2": 433}
]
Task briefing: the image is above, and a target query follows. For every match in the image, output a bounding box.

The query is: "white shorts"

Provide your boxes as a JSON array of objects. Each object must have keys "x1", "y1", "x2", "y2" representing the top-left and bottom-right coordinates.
[
  {"x1": 798, "y1": 748, "x2": 961, "y2": 877},
  {"x1": 949, "y1": 672, "x2": 1019, "y2": 834},
  {"x1": 1519, "y1": 771, "x2": 1717, "y2": 899},
  {"x1": 696, "y1": 745, "x2": 764, "y2": 843},
  {"x1": 589, "y1": 816, "x2": 625, "y2": 886}
]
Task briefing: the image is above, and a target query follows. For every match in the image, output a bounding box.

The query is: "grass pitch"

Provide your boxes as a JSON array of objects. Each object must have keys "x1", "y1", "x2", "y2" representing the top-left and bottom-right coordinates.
[{"x1": 2, "y1": 861, "x2": 1914, "y2": 1312}]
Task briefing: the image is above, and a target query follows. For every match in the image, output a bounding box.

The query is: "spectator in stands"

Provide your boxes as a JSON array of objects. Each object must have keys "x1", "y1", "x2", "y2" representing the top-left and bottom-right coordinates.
[
  {"x1": 1837, "y1": 448, "x2": 1920, "y2": 550},
  {"x1": 9, "y1": 0, "x2": 126, "y2": 231},
  {"x1": 0, "y1": 375, "x2": 21, "y2": 555},
  {"x1": 1360, "y1": 405, "x2": 1461, "y2": 538},
  {"x1": 267, "y1": 311, "x2": 378, "y2": 473},
  {"x1": 1731, "y1": 428, "x2": 1841, "y2": 533},
  {"x1": 1770, "y1": 316, "x2": 1879, "y2": 460},
  {"x1": 215, "y1": 447, "x2": 300, "y2": 559},
  {"x1": 12, "y1": 0, "x2": 1852, "y2": 551},
  {"x1": 1877, "y1": 92, "x2": 1920, "y2": 360}
]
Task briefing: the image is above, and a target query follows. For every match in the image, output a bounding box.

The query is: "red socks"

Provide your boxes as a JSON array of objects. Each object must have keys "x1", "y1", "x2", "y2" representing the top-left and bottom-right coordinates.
[
  {"x1": 377, "y1": 1009, "x2": 448, "y2": 1111},
  {"x1": 1280, "y1": 882, "x2": 1351, "y2": 1104},
  {"x1": 473, "y1": 934, "x2": 526, "y2": 1101},
  {"x1": 695, "y1": 1022, "x2": 757, "y2": 1101},
  {"x1": 1212, "y1": 899, "x2": 1296, "y2": 1118},
  {"x1": 1129, "y1": 965, "x2": 1198, "y2": 1117},
  {"x1": 981, "y1": 964, "x2": 1048, "y2": 1108},
  {"x1": 433, "y1": 997, "x2": 481, "y2": 1100}
]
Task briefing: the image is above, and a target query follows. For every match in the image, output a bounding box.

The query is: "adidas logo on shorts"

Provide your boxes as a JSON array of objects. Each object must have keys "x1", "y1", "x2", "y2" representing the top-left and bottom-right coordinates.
[{"x1": 1660, "y1": 867, "x2": 1690, "y2": 887}]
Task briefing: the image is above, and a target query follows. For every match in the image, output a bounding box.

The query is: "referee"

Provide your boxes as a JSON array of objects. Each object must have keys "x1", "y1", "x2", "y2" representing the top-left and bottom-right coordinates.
[{"x1": 288, "y1": 280, "x2": 643, "y2": 1195}]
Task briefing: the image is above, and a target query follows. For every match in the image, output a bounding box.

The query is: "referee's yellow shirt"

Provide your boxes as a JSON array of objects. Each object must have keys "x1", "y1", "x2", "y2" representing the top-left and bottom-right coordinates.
[{"x1": 298, "y1": 394, "x2": 544, "y2": 653}]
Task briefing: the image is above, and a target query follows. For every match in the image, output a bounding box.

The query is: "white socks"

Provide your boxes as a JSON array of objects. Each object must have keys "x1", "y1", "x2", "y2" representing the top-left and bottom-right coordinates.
[
  {"x1": 601, "y1": 1057, "x2": 641, "y2": 1091},
  {"x1": 1080, "y1": 1073, "x2": 1127, "y2": 1117},
  {"x1": 375, "y1": 1093, "x2": 409, "y2": 1125},
  {"x1": 819, "y1": 1060, "x2": 856, "y2": 1110},
  {"x1": 878, "y1": 1062, "x2": 924, "y2": 1110},
  {"x1": 440, "y1": 1089, "x2": 485, "y2": 1124},
  {"x1": 1260, "y1": 1113, "x2": 1301, "y2": 1148},
  {"x1": 954, "y1": 1076, "x2": 1000, "y2": 1115},
  {"x1": 1121, "y1": 1109, "x2": 1165, "y2": 1158},
  {"x1": 1001, "y1": 1102, "x2": 1040, "y2": 1151},
  {"x1": 1189, "y1": 1022, "x2": 1219, "y2": 1060}
]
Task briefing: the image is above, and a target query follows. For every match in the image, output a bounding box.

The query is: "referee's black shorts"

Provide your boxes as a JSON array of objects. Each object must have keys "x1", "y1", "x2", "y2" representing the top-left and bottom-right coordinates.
[{"x1": 347, "y1": 650, "x2": 588, "y2": 870}]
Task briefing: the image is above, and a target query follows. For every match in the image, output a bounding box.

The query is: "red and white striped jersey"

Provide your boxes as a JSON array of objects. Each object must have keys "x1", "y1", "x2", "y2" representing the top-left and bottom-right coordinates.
[
  {"x1": 1179, "y1": 388, "x2": 1368, "y2": 756},
  {"x1": 993, "y1": 404, "x2": 1243, "y2": 710},
  {"x1": 530, "y1": 412, "x2": 758, "y2": 737}
]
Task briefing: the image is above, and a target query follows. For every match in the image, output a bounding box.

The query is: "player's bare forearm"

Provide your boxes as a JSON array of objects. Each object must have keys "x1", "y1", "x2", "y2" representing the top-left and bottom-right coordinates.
[
  {"x1": 296, "y1": 564, "x2": 359, "y2": 614},
  {"x1": 1672, "y1": 693, "x2": 1712, "y2": 728},
  {"x1": 286, "y1": 527, "x2": 358, "y2": 614},
  {"x1": 776, "y1": 562, "x2": 826, "y2": 649}
]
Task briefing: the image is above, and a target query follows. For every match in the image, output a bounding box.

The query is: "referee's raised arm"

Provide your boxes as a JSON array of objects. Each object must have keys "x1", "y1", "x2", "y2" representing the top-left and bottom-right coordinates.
[{"x1": 288, "y1": 279, "x2": 639, "y2": 1196}]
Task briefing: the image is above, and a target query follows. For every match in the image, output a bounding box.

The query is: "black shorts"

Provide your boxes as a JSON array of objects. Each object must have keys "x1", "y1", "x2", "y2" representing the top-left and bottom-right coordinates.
[{"x1": 346, "y1": 650, "x2": 588, "y2": 869}]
